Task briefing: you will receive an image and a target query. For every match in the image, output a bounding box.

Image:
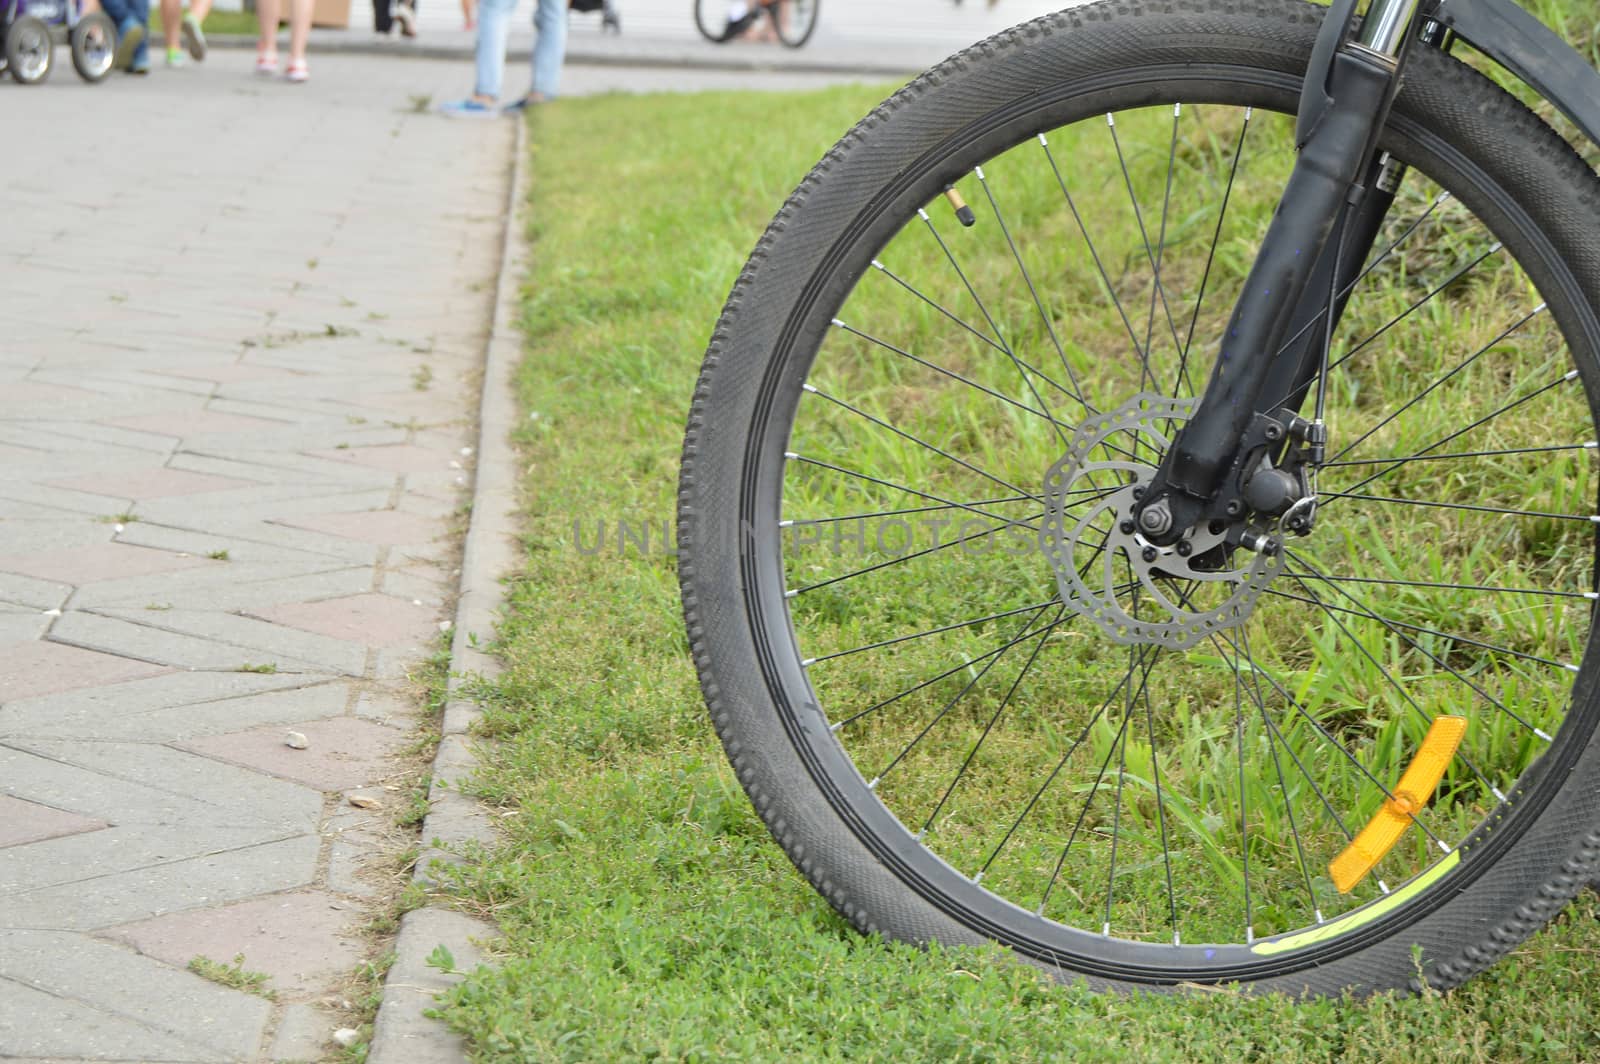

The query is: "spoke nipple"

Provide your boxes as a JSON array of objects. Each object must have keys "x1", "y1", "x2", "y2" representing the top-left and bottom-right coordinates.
[
  {"x1": 784, "y1": 589, "x2": 797, "y2": 599},
  {"x1": 1567, "y1": 369, "x2": 1581, "y2": 382},
  {"x1": 1244, "y1": 107, "x2": 1254, "y2": 121},
  {"x1": 1173, "y1": 103, "x2": 1182, "y2": 117},
  {"x1": 802, "y1": 383, "x2": 818, "y2": 394},
  {"x1": 1585, "y1": 441, "x2": 1598, "y2": 449},
  {"x1": 917, "y1": 208, "x2": 931, "y2": 221},
  {"x1": 973, "y1": 165, "x2": 986, "y2": 181},
  {"x1": 1566, "y1": 663, "x2": 1582, "y2": 674},
  {"x1": 1535, "y1": 302, "x2": 1548, "y2": 314},
  {"x1": 779, "y1": 520, "x2": 794, "y2": 528},
  {"x1": 1102, "y1": 922, "x2": 1111, "y2": 937},
  {"x1": 1037, "y1": 133, "x2": 1049, "y2": 147},
  {"x1": 870, "y1": 260, "x2": 884, "y2": 271},
  {"x1": 1315, "y1": 909, "x2": 1325, "y2": 925},
  {"x1": 1491, "y1": 786, "x2": 1507, "y2": 802},
  {"x1": 1246, "y1": 926, "x2": 1255, "y2": 944},
  {"x1": 801, "y1": 657, "x2": 816, "y2": 667},
  {"x1": 830, "y1": 720, "x2": 843, "y2": 733},
  {"x1": 1105, "y1": 113, "x2": 1116, "y2": 127},
  {"x1": 1535, "y1": 728, "x2": 1554, "y2": 742},
  {"x1": 867, "y1": 777, "x2": 880, "y2": 791},
  {"x1": 1438, "y1": 840, "x2": 1452, "y2": 853},
  {"x1": 784, "y1": 451, "x2": 799, "y2": 460},
  {"x1": 972, "y1": 871, "x2": 984, "y2": 884},
  {"x1": 1377, "y1": 880, "x2": 1391, "y2": 895},
  {"x1": 1173, "y1": 932, "x2": 1181, "y2": 946}
]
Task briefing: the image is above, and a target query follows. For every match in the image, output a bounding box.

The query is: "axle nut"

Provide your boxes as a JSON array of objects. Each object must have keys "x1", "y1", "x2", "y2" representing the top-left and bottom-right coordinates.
[{"x1": 1138, "y1": 500, "x2": 1173, "y2": 536}]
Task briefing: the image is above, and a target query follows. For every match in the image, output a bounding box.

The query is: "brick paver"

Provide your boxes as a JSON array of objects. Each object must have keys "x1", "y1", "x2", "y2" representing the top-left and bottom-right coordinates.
[{"x1": 0, "y1": 52, "x2": 508, "y2": 1062}]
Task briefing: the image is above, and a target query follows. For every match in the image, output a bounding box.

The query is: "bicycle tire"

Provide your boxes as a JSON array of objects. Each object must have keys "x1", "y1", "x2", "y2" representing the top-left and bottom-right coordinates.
[
  {"x1": 679, "y1": 0, "x2": 1600, "y2": 995},
  {"x1": 693, "y1": 0, "x2": 741, "y2": 43},
  {"x1": 773, "y1": 0, "x2": 818, "y2": 48}
]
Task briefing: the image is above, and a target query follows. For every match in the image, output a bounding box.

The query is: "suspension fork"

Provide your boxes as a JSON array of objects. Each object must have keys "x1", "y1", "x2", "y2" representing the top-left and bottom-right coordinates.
[{"x1": 1132, "y1": 0, "x2": 1433, "y2": 545}]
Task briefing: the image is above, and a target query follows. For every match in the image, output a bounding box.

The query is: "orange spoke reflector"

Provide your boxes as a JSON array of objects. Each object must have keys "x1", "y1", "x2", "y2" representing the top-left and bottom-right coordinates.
[{"x1": 1329, "y1": 715, "x2": 1468, "y2": 894}]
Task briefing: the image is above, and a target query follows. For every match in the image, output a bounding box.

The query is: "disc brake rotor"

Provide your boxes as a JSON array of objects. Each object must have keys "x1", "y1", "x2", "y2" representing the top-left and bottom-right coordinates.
[{"x1": 1039, "y1": 394, "x2": 1283, "y2": 650}]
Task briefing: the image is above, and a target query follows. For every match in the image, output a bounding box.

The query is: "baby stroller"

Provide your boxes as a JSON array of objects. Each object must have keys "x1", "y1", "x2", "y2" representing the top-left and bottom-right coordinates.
[{"x1": 0, "y1": 0, "x2": 116, "y2": 83}]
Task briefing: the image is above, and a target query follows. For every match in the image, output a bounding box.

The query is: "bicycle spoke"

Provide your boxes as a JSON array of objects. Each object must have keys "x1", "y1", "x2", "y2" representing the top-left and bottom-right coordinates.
[
  {"x1": 973, "y1": 166, "x2": 1096, "y2": 415},
  {"x1": 928, "y1": 603, "x2": 1068, "y2": 838},
  {"x1": 785, "y1": 452, "x2": 1038, "y2": 527},
  {"x1": 868, "y1": 603, "x2": 1057, "y2": 788},
  {"x1": 802, "y1": 598, "x2": 1059, "y2": 667},
  {"x1": 1326, "y1": 304, "x2": 1548, "y2": 465},
  {"x1": 1314, "y1": 491, "x2": 1600, "y2": 524},
  {"x1": 916, "y1": 207, "x2": 1089, "y2": 421},
  {"x1": 1178, "y1": 107, "x2": 1252, "y2": 396},
  {"x1": 1106, "y1": 113, "x2": 1189, "y2": 381},
  {"x1": 1322, "y1": 441, "x2": 1597, "y2": 468},
  {"x1": 788, "y1": 512, "x2": 1045, "y2": 598}
]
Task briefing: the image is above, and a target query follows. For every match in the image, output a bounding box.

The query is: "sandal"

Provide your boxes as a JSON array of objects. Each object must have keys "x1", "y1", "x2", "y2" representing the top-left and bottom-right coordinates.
[
  {"x1": 284, "y1": 58, "x2": 308, "y2": 82},
  {"x1": 255, "y1": 51, "x2": 278, "y2": 75}
]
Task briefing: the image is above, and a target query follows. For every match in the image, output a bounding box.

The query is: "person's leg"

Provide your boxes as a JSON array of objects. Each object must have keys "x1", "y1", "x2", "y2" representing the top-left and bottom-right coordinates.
[
  {"x1": 471, "y1": 0, "x2": 513, "y2": 100},
  {"x1": 125, "y1": 0, "x2": 150, "y2": 68},
  {"x1": 255, "y1": 0, "x2": 279, "y2": 66},
  {"x1": 160, "y1": 0, "x2": 180, "y2": 53},
  {"x1": 284, "y1": 0, "x2": 311, "y2": 74},
  {"x1": 373, "y1": 0, "x2": 392, "y2": 33},
  {"x1": 528, "y1": 0, "x2": 566, "y2": 100}
]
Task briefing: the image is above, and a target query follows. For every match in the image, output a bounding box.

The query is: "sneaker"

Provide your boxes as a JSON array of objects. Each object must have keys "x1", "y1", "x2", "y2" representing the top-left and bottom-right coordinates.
[
  {"x1": 391, "y1": 2, "x2": 416, "y2": 37},
  {"x1": 113, "y1": 19, "x2": 144, "y2": 70},
  {"x1": 255, "y1": 51, "x2": 279, "y2": 75},
  {"x1": 181, "y1": 12, "x2": 206, "y2": 60},
  {"x1": 284, "y1": 58, "x2": 308, "y2": 82},
  {"x1": 127, "y1": 55, "x2": 150, "y2": 74},
  {"x1": 439, "y1": 97, "x2": 499, "y2": 118},
  {"x1": 502, "y1": 92, "x2": 545, "y2": 113},
  {"x1": 165, "y1": 46, "x2": 184, "y2": 67}
]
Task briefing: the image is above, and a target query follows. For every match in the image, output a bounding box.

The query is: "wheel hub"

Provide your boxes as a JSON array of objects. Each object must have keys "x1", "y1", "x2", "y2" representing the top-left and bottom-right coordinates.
[{"x1": 1040, "y1": 394, "x2": 1284, "y2": 650}]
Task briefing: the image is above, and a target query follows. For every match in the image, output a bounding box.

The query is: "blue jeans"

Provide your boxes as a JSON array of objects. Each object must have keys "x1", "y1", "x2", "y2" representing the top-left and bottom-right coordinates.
[
  {"x1": 98, "y1": 0, "x2": 149, "y2": 66},
  {"x1": 474, "y1": 0, "x2": 566, "y2": 100}
]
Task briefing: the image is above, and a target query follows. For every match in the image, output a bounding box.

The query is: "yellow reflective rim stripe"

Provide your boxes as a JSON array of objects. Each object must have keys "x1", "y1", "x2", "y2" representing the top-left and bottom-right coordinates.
[{"x1": 1249, "y1": 850, "x2": 1461, "y2": 956}]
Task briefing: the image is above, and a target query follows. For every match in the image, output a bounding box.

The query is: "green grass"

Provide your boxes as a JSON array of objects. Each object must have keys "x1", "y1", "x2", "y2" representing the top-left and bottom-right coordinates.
[
  {"x1": 433, "y1": 16, "x2": 1600, "y2": 1062},
  {"x1": 188, "y1": 954, "x2": 276, "y2": 999},
  {"x1": 147, "y1": 8, "x2": 259, "y2": 36}
]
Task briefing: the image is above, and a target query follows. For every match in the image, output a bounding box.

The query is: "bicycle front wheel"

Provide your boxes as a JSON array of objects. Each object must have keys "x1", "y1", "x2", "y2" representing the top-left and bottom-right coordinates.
[{"x1": 679, "y1": 0, "x2": 1600, "y2": 994}]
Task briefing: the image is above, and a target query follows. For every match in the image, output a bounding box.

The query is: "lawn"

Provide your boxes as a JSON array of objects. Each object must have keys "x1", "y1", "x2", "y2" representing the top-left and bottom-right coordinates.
[{"x1": 431, "y1": 13, "x2": 1600, "y2": 1061}]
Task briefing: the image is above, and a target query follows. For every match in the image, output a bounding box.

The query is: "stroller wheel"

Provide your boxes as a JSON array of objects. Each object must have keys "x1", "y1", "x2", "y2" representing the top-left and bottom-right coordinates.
[
  {"x1": 5, "y1": 15, "x2": 53, "y2": 83},
  {"x1": 70, "y1": 12, "x2": 116, "y2": 81}
]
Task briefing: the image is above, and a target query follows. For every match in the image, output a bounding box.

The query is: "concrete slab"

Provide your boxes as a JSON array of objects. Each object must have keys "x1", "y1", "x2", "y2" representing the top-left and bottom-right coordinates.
[
  {"x1": 105, "y1": 891, "x2": 367, "y2": 997},
  {"x1": 252, "y1": 593, "x2": 442, "y2": 649},
  {"x1": 0, "y1": 641, "x2": 169, "y2": 703},
  {"x1": 179, "y1": 717, "x2": 414, "y2": 793},
  {"x1": 0, "y1": 795, "x2": 107, "y2": 849}
]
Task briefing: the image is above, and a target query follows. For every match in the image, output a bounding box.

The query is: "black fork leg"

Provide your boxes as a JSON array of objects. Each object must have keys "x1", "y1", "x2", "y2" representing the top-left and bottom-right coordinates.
[{"x1": 1132, "y1": 1, "x2": 1427, "y2": 544}]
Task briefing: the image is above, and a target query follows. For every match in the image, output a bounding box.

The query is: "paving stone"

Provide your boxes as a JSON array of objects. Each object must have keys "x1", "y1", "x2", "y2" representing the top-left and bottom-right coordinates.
[
  {"x1": 2, "y1": 834, "x2": 321, "y2": 931},
  {"x1": 0, "y1": 974, "x2": 221, "y2": 1062},
  {"x1": 306, "y1": 445, "x2": 448, "y2": 474},
  {"x1": 0, "y1": 825, "x2": 296, "y2": 898},
  {"x1": 0, "y1": 641, "x2": 168, "y2": 702},
  {"x1": 12, "y1": 739, "x2": 325, "y2": 830},
  {"x1": 252, "y1": 593, "x2": 442, "y2": 649},
  {"x1": 0, "y1": 610, "x2": 48, "y2": 643},
  {"x1": 283, "y1": 510, "x2": 440, "y2": 547},
  {"x1": 0, "y1": 543, "x2": 213, "y2": 587},
  {"x1": 50, "y1": 611, "x2": 360, "y2": 675},
  {"x1": 108, "y1": 410, "x2": 288, "y2": 437},
  {"x1": 271, "y1": 1001, "x2": 339, "y2": 1063},
  {"x1": 180, "y1": 716, "x2": 412, "y2": 793},
  {"x1": 50, "y1": 467, "x2": 258, "y2": 500},
  {"x1": 0, "y1": 795, "x2": 107, "y2": 849},
  {"x1": 106, "y1": 890, "x2": 366, "y2": 997},
  {"x1": 0, "y1": 931, "x2": 272, "y2": 1060},
  {"x1": 71, "y1": 563, "x2": 372, "y2": 612},
  {"x1": 367, "y1": 909, "x2": 495, "y2": 1064},
  {"x1": 0, "y1": 677, "x2": 351, "y2": 743}
]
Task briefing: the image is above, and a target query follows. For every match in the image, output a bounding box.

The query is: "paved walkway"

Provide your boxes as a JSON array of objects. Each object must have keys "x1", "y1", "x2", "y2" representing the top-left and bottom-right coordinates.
[
  {"x1": 0, "y1": 53, "x2": 514, "y2": 1063},
  {"x1": 0, "y1": 48, "x2": 879, "y2": 1064}
]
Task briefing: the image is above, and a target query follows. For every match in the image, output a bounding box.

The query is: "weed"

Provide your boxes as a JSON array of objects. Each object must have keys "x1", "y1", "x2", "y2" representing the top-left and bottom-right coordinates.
[{"x1": 188, "y1": 954, "x2": 275, "y2": 999}]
